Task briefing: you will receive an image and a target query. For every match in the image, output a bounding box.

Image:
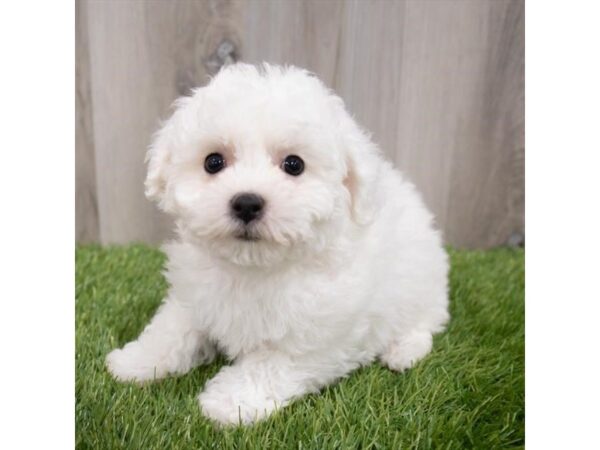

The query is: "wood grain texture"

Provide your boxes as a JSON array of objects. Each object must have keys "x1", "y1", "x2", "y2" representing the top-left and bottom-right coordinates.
[
  {"x1": 239, "y1": 0, "x2": 344, "y2": 86},
  {"x1": 76, "y1": 0, "x2": 524, "y2": 248},
  {"x1": 84, "y1": 0, "x2": 240, "y2": 244},
  {"x1": 333, "y1": 0, "x2": 407, "y2": 165},
  {"x1": 395, "y1": 0, "x2": 524, "y2": 247},
  {"x1": 75, "y1": 0, "x2": 99, "y2": 242}
]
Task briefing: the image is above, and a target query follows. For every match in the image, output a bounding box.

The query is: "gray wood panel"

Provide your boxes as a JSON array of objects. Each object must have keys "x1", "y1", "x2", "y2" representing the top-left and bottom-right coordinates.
[
  {"x1": 75, "y1": 0, "x2": 99, "y2": 243},
  {"x1": 84, "y1": 0, "x2": 241, "y2": 244},
  {"x1": 76, "y1": 0, "x2": 524, "y2": 248},
  {"x1": 395, "y1": 0, "x2": 524, "y2": 247},
  {"x1": 240, "y1": 0, "x2": 344, "y2": 86}
]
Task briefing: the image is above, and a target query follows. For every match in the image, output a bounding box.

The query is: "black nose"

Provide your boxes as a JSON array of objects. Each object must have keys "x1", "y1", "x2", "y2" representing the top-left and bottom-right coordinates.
[{"x1": 230, "y1": 193, "x2": 265, "y2": 224}]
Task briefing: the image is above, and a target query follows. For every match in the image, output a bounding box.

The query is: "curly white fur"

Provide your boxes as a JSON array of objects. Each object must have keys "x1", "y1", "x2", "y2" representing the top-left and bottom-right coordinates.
[{"x1": 106, "y1": 63, "x2": 449, "y2": 426}]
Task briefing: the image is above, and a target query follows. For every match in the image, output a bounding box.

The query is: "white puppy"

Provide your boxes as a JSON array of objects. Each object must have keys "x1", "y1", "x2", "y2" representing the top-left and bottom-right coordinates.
[{"x1": 106, "y1": 63, "x2": 449, "y2": 425}]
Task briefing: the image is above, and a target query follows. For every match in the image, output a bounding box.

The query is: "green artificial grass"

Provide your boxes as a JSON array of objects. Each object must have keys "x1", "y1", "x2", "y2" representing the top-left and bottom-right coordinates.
[{"x1": 76, "y1": 244, "x2": 524, "y2": 449}]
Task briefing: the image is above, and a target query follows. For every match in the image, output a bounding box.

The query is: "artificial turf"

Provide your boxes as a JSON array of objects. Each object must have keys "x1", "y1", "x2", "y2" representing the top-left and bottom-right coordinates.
[{"x1": 75, "y1": 244, "x2": 524, "y2": 449}]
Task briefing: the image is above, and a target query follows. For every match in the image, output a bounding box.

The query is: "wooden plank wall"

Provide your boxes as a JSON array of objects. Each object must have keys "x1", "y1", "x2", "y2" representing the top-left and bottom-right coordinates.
[{"x1": 76, "y1": 0, "x2": 524, "y2": 248}]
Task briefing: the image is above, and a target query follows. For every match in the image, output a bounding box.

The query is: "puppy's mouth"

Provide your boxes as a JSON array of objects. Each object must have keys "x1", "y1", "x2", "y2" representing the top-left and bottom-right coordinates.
[{"x1": 235, "y1": 229, "x2": 261, "y2": 242}]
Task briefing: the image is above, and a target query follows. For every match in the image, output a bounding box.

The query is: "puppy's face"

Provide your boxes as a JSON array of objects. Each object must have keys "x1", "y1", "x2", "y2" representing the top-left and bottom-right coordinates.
[{"x1": 146, "y1": 64, "x2": 378, "y2": 267}]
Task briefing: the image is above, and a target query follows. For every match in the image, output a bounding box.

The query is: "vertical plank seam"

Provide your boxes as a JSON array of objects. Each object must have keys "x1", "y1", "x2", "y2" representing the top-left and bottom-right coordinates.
[{"x1": 76, "y1": 0, "x2": 100, "y2": 242}]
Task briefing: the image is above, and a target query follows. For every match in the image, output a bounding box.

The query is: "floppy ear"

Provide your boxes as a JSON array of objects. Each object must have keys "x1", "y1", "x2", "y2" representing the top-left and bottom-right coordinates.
[
  {"x1": 144, "y1": 121, "x2": 177, "y2": 214},
  {"x1": 344, "y1": 138, "x2": 382, "y2": 225},
  {"x1": 326, "y1": 93, "x2": 382, "y2": 225},
  {"x1": 335, "y1": 109, "x2": 383, "y2": 225},
  {"x1": 144, "y1": 96, "x2": 193, "y2": 214}
]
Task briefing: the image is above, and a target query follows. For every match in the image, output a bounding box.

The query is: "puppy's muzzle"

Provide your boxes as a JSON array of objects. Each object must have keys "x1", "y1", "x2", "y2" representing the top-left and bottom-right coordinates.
[{"x1": 230, "y1": 193, "x2": 265, "y2": 224}]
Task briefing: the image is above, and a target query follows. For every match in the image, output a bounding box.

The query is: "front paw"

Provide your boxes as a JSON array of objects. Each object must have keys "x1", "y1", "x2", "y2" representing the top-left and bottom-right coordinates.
[
  {"x1": 198, "y1": 370, "x2": 283, "y2": 425},
  {"x1": 105, "y1": 342, "x2": 163, "y2": 383},
  {"x1": 198, "y1": 388, "x2": 277, "y2": 426}
]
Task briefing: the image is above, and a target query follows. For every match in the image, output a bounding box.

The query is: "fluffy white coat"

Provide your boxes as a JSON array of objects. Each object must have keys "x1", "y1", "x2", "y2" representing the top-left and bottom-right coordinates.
[{"x1": 106, "y1": 63, "x2": 449, "y2": 425}]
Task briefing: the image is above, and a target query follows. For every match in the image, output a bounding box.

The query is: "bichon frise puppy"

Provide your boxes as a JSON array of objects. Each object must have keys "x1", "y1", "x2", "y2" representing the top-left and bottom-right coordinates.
[{"x1": 106, "y1": 63, "x2": 449, "y2": 425}]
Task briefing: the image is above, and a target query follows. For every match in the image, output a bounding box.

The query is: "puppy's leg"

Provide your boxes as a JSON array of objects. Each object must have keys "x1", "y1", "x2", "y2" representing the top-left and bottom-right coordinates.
[
  {"x1": 379, "y1": 329, "x2": 433, "y2": 372},
  {"x1": 198, "y1": 349, "x2": 359, "y2": 425},
  {"x1": 106, "y1": 299, "x2": 214, "y2": 383}
]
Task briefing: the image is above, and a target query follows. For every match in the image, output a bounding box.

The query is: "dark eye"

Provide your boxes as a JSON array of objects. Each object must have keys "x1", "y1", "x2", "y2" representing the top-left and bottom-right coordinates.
[
  {"x1": 204, "y1": 153, "x2": 226, "y2": 174},
  {"x1": 282, "y1": 155, "x2": 304, "y2": 176}
]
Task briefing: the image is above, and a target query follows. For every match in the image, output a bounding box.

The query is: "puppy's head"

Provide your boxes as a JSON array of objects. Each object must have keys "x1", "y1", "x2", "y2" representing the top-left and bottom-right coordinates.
[{"x1": 146, "y1": 64, "x2": 381, "y2": 267}]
